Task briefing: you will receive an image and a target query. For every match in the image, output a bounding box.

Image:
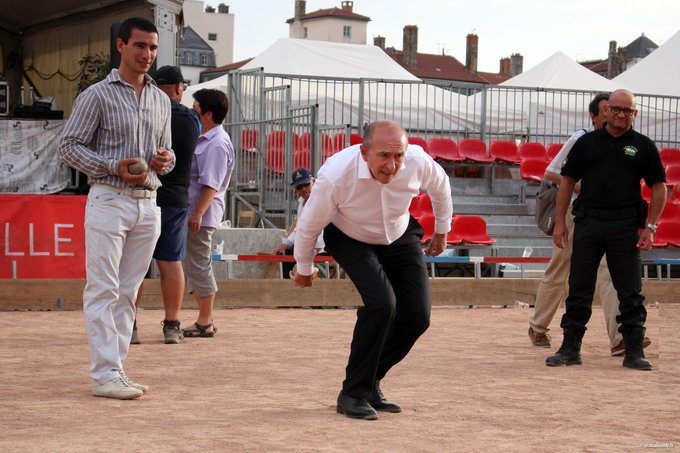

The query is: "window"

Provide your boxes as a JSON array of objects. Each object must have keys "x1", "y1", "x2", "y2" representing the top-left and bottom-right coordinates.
[
  {"x1": 201, "y1": 54, "x2": 209, "y2": 66},
  {"x1": 303, "y1": 27, "x2": 308, "y2": 38},
  {"x1": 343, "y1": 26, "x2": 351, "y2": 38},
  {"x1": 208, "y1": 33, "x2": 217, "y2": 41},
  {"x1": 185, "y1": 53, "x2": 193, "y2": 65}
]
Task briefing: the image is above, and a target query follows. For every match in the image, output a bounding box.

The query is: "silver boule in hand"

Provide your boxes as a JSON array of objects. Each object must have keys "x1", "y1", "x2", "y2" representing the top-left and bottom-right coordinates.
[{"x1": 128, "y1": 159, "x2": 149, "y2": 175}]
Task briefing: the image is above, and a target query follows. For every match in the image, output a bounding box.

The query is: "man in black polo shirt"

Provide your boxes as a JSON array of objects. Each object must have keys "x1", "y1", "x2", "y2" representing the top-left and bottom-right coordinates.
[
  {"x1": 547, "y1": 89, "x2": 666, "y2": 371},
  {"x1": 132, "y1": 66, "x2": 201, "y2": 344}
]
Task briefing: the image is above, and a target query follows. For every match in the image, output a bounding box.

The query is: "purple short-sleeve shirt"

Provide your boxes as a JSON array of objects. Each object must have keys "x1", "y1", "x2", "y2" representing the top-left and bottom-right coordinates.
[{"x1": 188, "y1": 126, "x2": 234, "y2": 228}]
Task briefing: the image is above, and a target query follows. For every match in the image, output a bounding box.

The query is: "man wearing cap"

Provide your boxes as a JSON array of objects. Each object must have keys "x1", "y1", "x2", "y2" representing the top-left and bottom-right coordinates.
[
  {"x1": 131, "y1": 66, "x2": 201, "y2": 344},
  {"x1": 274, "y1": 168, "x2": 325, "y2": 278}
]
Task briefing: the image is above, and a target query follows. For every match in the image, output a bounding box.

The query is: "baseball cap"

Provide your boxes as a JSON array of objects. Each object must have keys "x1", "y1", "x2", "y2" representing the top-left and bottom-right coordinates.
[
  {"x1": 290, "y1": 168, "x2": 312, "y2": 187},
  {"x1": 154, "y1": 66, "x2": 186, "y2": 85}
]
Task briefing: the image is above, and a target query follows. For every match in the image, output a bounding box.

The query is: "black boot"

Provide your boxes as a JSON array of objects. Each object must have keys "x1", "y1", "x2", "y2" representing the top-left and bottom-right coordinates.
[
  {"x1": 622, "y1": 327, "x2": 653, "y2": 371},
  {"x1": 546, "y1": 328, "x2": 585, "y2": 366}
]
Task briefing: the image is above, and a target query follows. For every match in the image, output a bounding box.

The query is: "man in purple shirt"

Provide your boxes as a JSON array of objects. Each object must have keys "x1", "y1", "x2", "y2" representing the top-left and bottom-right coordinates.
[{"x1": 181, "y1": 88, "x2": 234, "y2": 338}]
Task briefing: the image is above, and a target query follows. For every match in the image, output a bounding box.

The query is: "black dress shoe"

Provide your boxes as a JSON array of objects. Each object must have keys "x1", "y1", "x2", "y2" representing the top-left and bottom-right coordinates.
[
  {"x1": 336, "y1": 391, "x2": 378, "y2": 420},
  {"x1": 368, "y1": 383, "x2": 402, "y2": 413}
]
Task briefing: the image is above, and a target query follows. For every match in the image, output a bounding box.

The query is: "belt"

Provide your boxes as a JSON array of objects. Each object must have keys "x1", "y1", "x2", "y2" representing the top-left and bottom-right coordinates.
[
  {"x1": 99, "y1": 184, "x2": 157, "y2": 199},
  {"x1": 582, "y1": 206, "x2": 638, "y2": 221}
]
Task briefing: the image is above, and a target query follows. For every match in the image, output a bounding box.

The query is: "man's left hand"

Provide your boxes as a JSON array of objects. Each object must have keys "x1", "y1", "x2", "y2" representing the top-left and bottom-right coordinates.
[
  {"x1": 150, "y1": 147, "x2": 172, "y2": 174},
  {"x1": 425, "y1": 233, "x2": 447, "y2": 257},
  {"x1": 188, "y1": 210, "x2": 203, "y2": 233},
  {"x1": 637, "y1": 228, "x2": 654, "y2": 251}
]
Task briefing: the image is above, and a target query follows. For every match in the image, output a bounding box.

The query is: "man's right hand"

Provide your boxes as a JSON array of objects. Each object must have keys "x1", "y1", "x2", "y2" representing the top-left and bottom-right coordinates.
[
  {"x1": 118, "y1": 158, "x2": 148, "y2": 185},
  {"x1": 290, "y1": 266, "x2": 318, "y2": 287},
  {"x1": 552, "y1": 221, "x2": 569, "y2": 249}
]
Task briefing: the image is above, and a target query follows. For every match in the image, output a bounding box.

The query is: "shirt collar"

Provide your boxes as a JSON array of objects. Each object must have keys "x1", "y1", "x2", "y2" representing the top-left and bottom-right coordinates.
[
  {"x1": 198, "y1": 124, "x2": 223, "y2": 141},
  {"x1": 599, "y1": 123, "x2": 636, "y2": 139},
  {"x1": 106, "y1": 68, "x2": 155, "y2": 87}
]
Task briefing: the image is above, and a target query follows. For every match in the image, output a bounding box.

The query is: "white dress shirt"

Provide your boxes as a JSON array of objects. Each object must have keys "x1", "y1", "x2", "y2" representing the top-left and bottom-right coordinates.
[
  {"x1": 286, "y1": 197, "x2": 325, "y2": 251},
  {"x1": 547, "y1": 127, "x2": 591, "y2": 202},
  {"x1": 294, "y1": 144, "x2": 453, "y2": 276}
]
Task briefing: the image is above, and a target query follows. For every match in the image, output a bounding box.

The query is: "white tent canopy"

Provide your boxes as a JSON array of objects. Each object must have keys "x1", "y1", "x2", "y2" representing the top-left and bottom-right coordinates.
[
  {"x1": 500, "y1": 51, "x2": 622, "y2": 92},
  {"x1": 613, "y1": 31, "x2": 680, "y2": 97},
  {"x1": 241, "y1": 38, "x2": 420, "y2": 81}
]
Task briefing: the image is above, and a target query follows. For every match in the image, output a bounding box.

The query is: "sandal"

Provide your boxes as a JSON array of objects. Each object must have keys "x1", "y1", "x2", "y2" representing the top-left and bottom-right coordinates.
[{"x1": 182, "y1": 321, "x2": 217, "y2": 338}]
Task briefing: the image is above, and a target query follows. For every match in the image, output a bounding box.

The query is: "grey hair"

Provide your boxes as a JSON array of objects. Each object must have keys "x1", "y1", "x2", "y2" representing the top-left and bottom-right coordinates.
[{"x1": 362, "y1": 120, "x2": 407, "y2": 149}]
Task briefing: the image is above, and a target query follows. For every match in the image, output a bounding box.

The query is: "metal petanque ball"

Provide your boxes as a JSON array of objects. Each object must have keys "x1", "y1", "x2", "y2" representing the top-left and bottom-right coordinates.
[{"x1": 128, "y1": 159, "x2": 149, "y2": 175}]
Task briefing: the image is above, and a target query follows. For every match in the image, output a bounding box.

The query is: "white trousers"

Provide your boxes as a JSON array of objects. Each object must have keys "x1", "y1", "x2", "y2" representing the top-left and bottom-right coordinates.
[{"x1": 83, "y1": 185, "x2": 160, "y2": 384}]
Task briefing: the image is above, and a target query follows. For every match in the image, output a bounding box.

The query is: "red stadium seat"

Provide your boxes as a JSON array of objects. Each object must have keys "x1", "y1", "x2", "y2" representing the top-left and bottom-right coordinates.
[
  {"x1": 518, "y1": 142, "x2": 546, "y2": 161},
  {"x1": 520, "y1": 158, "x2": 549, "y2": 182},
  {"x1": 489, "y1": 141, "x2": 520, "y2": 164},
  {"x1": 332, "y1": 133, "x2": 346, "y2": 152},
  {"x1": 241, "y1": 129, "x2": 258, "y2": 152},
  {"x1": 545, "y1": 143, "x2": 563, "y2": 163},
  {"x1": 660, "y1": 199, "x2": 679, "y2": 222},
  {"x1": 321, "y1": 133, "x2": 334, "y2": 156},
  {"x1": 417, "y1": 214, "x2": 436, "y2": 243},
  {"x1": 419, "y1": 193, "x2": 433, "y2": 216},
  {"x1": 451, "y1": 215, "x2": 496, "y2": 245},
  {"x1": 660, "y1": 148, "x2": 680, "y2": 167},
  {"x1": 665, "y1": 164, "x2": 680, "y2": 185},
  {"x1": 408, "y1": 137, "x2": 429, "y2": 153},
  {"x1": 409, "y1": 195, "x2": 422, "y2": 219},
  {"x1": 265, "y1": 147, "x2": 285, "y2": 173},
  {"x1": 654, "y1": 219, "x2": 680, "y2": 247},
  {"x1": 298, "y1": 132, "x2": 312, "y2": 152},
  {"x1": 427, "y1": 138, "x2": 463, "y2": 162},
  {"x1": 293, "y1": 149, "x2": 310, "y2": 170},
  {"x1": 459, "y1": 138, "x2": 493, "y2": 163},
  {"x1": 446, "y1": 215, "x2": 462, "y2": 245},
  {"x1": 349, "y1": 133, "x2": 363, "y2": 145}
]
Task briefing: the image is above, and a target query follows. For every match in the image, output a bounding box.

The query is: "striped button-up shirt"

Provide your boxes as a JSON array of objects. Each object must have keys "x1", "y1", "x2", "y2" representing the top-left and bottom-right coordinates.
[{"x1": 58, "y1": 69, "x2": 174, "y2": 190}]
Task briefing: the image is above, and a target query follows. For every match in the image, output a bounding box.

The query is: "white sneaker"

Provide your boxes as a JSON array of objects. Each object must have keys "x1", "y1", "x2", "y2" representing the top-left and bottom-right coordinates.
[
  {"x1": 92, "y1": 377, "x2": 143, "y2": 400},
  {"x1": 120, "y1": 370, "x2": 149, "y2": 394}
]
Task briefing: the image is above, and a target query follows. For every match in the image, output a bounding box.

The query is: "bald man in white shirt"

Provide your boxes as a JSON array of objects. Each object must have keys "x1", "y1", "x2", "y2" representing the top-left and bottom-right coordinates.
[{"x1": 291, "y1": 120, "x2": 453, "y2": 420}]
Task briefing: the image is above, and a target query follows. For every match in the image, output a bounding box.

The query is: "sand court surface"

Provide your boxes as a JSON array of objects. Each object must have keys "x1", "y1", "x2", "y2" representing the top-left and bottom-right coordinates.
[{"x1": 1, "y1": 304, "x2": 678, "y2": 452}]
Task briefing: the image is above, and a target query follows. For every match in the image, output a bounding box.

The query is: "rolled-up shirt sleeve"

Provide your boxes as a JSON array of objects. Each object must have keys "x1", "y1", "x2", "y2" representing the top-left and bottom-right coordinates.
[
  {"x1": 294, "y1": 174, "x2": 339, "y2": 276},
  {"x1": 158, "y1": 102, "x2": 176, "y2": 175},
  {"x1": 196, "y1": 136, "x2": 230, "y2": 190},
  {"x1": 421, "y1": 154, "x2": 453, "y2": 234},
  {"x1": 58, "y1": 88, "x2": 118, "y2": 177}
]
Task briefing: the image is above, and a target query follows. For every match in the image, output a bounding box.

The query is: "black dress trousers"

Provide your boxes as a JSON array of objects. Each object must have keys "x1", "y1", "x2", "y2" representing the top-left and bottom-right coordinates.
[
  {"x1": 323, "y1": 216, "x2": 431, "y2": 399},
  {"x1": 560, "y1": 216, "x2": 646, "y2": 332}
]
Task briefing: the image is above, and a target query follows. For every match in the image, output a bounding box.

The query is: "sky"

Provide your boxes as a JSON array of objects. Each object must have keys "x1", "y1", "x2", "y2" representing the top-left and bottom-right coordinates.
[{"x1": 199, "y1": 0, "x2": 679, "y2": 74}]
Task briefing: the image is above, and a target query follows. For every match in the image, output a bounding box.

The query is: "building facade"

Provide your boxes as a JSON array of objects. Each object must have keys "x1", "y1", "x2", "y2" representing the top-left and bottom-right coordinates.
[
  {"x1": 179, "y1": 26, "x2": 216, "y2": 85},
  {"x1": 287, "y1": 1, "x2": 370, "y2": 45},
  {"x1": 182, "y1": 0, "x2": 234, "y2": 66}
]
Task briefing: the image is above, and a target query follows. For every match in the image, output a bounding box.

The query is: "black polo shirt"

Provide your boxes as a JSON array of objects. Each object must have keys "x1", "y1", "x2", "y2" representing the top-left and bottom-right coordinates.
[
  {"x1": 157, "y1": 100, "x2": 201, "y2": 208},
  {"x1": 561, "y1": 126, "x2": 666, "y2": 210}
]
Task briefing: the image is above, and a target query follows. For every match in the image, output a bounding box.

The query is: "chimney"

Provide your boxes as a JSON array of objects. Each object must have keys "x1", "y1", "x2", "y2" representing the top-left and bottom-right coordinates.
[
  {"x1": 217, "y1": 3, "x2": 229, "y2": 13},
  {"x1": 499, "y1": 57, "x2": 511, "y2": 75},
  {"x1": 294, "y1": 0, "x2": 306, "y2": 21},
  {"x1": 606, "y1": 40, "x2": 626, "y2": 79},
  {"x1": 465, "y1": 33, "x2": 478, "y2": 72},
  {"x1": 374, "y1": 36, "x2": 386, "y2": 50},
  {"x1": 403, "y1": 25, "x2": 418, "y2": 68},
  {"x1": 510, "y1": 53, "x2": 523, "y2": 76},
  {"x1": 205, "y1": 5, "x2": 215, "y2": 13},
  {"x1": 341, "y1": 1, "x2": 353, "y2": 12}
]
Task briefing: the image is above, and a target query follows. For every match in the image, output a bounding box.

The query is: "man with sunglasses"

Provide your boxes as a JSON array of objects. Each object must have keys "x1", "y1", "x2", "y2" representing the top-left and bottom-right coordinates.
[{"x1": 547, "y1": 89, "x2": 666, "y2": 371}]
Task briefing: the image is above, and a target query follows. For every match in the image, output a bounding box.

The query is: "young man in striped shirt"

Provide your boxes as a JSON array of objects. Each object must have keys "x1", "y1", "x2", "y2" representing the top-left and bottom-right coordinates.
[{"x1": 59, "y1": 17, "x2": 175, "y2": 400}]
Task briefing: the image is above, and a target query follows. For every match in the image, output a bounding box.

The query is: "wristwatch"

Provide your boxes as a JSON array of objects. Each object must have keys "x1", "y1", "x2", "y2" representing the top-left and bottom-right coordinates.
[{"x1": 645, "y1": 223, "x2": 657, "y2": 233}]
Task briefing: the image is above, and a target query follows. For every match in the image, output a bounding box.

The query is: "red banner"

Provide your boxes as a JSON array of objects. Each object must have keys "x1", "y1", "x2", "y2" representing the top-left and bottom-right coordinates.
[{"x1": 0, "y1": 194, "x2": 86, "y2": 278}]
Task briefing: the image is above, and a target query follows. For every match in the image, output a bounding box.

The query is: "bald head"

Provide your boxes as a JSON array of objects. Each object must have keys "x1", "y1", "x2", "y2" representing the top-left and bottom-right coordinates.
[
  {"x1": 362, "y1": 120, "x2": 407, "y2": 150},
  {"x1": 606, "y1": 89, "x2": 638, "y2": 137}
]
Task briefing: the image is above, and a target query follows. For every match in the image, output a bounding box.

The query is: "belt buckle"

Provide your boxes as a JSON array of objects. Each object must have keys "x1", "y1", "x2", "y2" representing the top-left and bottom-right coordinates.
[{"x1": 130, "y1": 187, "x2": 149, "y2": 199}]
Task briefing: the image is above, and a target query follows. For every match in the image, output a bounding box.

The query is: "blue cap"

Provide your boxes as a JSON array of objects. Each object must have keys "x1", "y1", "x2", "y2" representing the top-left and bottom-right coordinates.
[{"x1": 290, "y1": 168, "x2": 312, "y2": 187}]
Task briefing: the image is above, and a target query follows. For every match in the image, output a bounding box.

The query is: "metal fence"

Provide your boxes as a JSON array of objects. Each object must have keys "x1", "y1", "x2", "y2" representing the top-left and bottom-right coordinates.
[{"x1": 222, "y1": 69, "x2": 680, "y2": 227}]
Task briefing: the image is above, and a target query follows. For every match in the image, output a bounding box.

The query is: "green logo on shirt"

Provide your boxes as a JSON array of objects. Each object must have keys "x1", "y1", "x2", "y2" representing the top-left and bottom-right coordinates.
[{"x1": 623, "y1": 146, "x2": 638, "y2": 157}]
